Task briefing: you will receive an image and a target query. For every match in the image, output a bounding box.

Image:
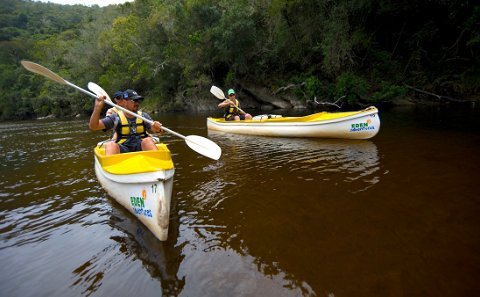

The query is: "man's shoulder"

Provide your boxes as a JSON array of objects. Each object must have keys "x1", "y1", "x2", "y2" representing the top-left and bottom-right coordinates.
[
  {"x1": 105, "y1": 113, "x2": 120, "y2": 121},
  {"x1": 101, "y1": 113, "x2": 119, "y2": 128}
]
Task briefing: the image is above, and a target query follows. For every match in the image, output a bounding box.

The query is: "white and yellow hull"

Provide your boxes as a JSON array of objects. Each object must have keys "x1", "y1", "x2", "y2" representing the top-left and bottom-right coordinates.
[
  {"x1": 207, "y1": 106, "x2": 380, "y2": 139},
  {"x1": 94, "y1": 144, "x2": 175, "y2": 241}
]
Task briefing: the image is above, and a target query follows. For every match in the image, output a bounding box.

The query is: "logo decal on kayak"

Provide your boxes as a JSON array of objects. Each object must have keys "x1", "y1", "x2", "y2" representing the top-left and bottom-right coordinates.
[
  {"x1": 130, "y1": 196, "x2": 145, "y2": 208},
  {"x1": 350, "y1": 119, "x2": 376, "y2": 132},
  {"x1": 130, "y1": 192, "x2": 153, "y2": 218}
]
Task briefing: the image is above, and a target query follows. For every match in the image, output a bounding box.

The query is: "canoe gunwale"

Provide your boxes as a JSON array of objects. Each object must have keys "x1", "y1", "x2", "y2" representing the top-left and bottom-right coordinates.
[
  {"x1": 94, "y1": 143, "x2": 174, "y2": 175},
  {"x1": 94, "y1": 158, "x2": 175, "y2": 183}
]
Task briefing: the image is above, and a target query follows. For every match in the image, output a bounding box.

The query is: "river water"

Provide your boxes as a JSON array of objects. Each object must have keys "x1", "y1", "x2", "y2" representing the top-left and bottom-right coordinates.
[{"x1": 1, "y1": 104, "x2": 479, "y2": 297}]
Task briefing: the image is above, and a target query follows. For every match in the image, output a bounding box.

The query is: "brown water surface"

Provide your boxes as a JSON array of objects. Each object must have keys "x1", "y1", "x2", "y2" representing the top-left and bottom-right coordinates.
[{"x1": 1, "y1": 105, "x2": 479, "y2": 297}]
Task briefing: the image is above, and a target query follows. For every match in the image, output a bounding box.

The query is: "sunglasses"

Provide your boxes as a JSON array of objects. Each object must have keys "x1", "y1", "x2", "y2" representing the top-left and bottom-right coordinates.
[
  {"x1": 229, "y1": 94, "x2": 235, "y2": 97},
  {"x1": 123, "y1": 97, "x2": 143, "y2": 103}
]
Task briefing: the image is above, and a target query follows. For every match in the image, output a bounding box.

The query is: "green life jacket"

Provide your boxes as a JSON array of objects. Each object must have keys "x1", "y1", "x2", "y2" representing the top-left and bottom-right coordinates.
[{"x1": 115, "y1": 110, "x2": 147, "y2": 144}]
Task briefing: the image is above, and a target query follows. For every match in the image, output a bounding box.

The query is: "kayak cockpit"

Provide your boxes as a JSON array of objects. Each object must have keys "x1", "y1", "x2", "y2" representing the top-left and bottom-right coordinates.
[{"x1": 94, "y1": 143, "x2": 174, "y2": 175}]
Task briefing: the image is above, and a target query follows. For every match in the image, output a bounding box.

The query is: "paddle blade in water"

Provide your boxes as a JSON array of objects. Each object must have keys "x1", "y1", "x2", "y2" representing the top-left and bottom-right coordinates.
[
  {"x1": 185, "y1": 135, "x2": 222, "y2": 160},
  {"x1": 21, "y1": 60, "x2": 66, "y2": 85},
  {"x1": 210, "y1": 86, "x2": 226, "y2": 100}
]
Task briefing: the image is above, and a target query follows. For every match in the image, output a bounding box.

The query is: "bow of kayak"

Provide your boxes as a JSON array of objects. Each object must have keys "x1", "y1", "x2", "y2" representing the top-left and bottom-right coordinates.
[{"x1": 94, "y1": 143, "x2": 175, "y2": 241}]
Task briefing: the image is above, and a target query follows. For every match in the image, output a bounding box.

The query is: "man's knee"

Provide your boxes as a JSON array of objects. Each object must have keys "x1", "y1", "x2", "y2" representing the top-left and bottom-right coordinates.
[
  {"x1": 142, "y1": 137, "x2": 154, "y2": 145},
  {"x1": 105, "y1": 141, "x2": 120, "y2": 155},
  {"x1": 105, "y1": 141, "x2": 117, "y2": 150},
  {"x1": 142, "y1": 137, "x2": 157, "y2": 150}
]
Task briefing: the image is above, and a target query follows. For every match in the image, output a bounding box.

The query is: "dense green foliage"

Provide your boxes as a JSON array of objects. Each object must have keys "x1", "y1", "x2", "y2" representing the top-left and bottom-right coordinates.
[{"x1": 1, "y1": 0, "x2": 478, "y2": 120}]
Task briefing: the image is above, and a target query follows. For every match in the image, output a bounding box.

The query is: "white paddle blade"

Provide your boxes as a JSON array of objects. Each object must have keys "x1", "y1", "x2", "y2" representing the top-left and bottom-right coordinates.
[
  {"x1": 185, "y1": 135, "x2": 222, "y2": 160},
  {"x1": 88, "y1": 82, "x2": 112, "y2": 102},
  {"x1": 21, "y1": 60, "x2": 66, "y2": 85},
  {"x1": 210, "y1": 85, "x2": 226, "y2": 100}
]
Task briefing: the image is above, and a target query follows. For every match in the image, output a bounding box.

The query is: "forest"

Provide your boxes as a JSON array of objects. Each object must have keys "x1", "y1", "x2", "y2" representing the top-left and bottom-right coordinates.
[{"x1": 0, "y1": 0, "x2": 478, "y2": 120}]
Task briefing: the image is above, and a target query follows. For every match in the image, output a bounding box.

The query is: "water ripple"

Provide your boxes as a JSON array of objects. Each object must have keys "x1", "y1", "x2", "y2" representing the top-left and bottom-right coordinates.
[
  {"x1": 0, "y1": 119, "x2": 109, "y2": 249},
  {"x1": 169, "y1": 131, "x2": 384, "y2": 295},
  {"x1": 207, "y1": 131, "x2": 381, "y2": 192}
]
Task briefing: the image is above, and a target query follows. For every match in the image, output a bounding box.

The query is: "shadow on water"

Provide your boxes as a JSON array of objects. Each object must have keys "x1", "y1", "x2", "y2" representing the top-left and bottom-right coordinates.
[
  {"x1": 110, "y1": 199, "x2": 185, "y2": 295},
  {"x1": 69, "y1": 199, "x2": 185, "y2": 297}
]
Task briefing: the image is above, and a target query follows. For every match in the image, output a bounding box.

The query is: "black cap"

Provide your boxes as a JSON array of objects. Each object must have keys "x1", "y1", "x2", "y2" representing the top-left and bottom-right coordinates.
[{"x1": 122, "y1": 89, "x2": 144, "y2": 101}]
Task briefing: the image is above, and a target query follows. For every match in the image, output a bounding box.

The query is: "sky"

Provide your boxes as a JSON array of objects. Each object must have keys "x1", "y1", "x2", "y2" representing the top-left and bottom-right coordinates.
[{"x1": 32, "y1": 0, "x2": 134, "y2": 7}]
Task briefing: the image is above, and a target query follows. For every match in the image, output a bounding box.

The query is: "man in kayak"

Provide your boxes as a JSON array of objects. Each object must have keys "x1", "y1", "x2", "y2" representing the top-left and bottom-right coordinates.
[
  {"x1": 105, "y1": 90, "x2": 124, "y2": 116},
  {"x1": 218, "y1": 88, "x2": 252, "y2": 121},
  {"x1": 89, "y1": 89, "x2": 163, "y2": 155},
  {"x1": 104, "y1": 90, "x2": 126, "y2": 141}
]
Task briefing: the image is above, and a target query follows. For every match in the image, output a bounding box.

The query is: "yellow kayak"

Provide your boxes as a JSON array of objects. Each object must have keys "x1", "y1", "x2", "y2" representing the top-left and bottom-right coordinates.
[
  {"x1": 207, "y1": 106, "x2": 380, "y2": 139},
  {"x1": 94, "y1": 143, "x2": 175, "y2": 241}
]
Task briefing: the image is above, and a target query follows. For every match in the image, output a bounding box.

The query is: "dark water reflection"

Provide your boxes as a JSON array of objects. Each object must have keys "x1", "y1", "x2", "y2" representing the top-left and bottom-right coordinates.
[{"x1": 1, "y1": 104, "x2": 480, "y2": 297}]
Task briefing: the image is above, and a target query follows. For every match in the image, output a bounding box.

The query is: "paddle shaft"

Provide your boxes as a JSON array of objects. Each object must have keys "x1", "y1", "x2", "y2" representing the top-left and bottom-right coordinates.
[
  {"x1": 89, "y1": 86, "x2": 219, "y2": 158},
  {"x1": 21, "y1": 61, "x2": 221, "y2": 160},
  {"x1": 210, "y1": 85, "x2": 247, "y2": 114},
  {"x1": 21, "y1": 61, "x2": 185, "y2": 140},
  {"x1": 64, "y1": 80, "x2": 98, "y2": 98},
  {"x1": 220, "y1": 97, "x2": 247, "y2": 115},
  {"x1": 95, "y1": 96, "x2": 185, "y2": 140}
]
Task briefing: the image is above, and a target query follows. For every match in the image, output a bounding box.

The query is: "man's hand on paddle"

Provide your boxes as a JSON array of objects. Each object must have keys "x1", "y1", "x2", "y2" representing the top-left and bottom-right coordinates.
[
  {"x1": 94, "y1": 95, "x2": 106, "y2": 109},
  {"x1": 151, "y1": 121, "x2": 163, "y2": 134},
  {"x1": 89, "y1": 95, "x2": 107, "y2": 131}
]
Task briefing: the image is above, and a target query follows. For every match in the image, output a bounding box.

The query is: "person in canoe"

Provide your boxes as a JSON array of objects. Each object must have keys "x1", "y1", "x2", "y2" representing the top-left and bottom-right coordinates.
[
  {"x1": 89, "y1": 89, "x2": 163, "y2": 155},
  {"x1": 104, "y1": 90, "x2": 126, "y2": 141},
  {"x1": 218, "y1": 88, "x2": 252, "y2": 121},
  {"x1": 105, "y1": 90, "x2": 124, "y2": 116}
]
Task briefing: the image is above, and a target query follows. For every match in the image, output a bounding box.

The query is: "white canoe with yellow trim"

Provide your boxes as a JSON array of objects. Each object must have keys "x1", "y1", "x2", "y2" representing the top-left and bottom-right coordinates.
[
  {"x1": 207, "y1": 106, "x2": 380, "y2": 139},
  {"x1": 94, "y1": 143, "x2": 175, "y2": 241}
]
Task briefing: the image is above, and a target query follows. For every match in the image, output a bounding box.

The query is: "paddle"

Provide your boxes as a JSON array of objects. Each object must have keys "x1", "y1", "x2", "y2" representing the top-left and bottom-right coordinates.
[
  {"x1": 88, "y1": 82, "x2": 222, "y2": 160},
  {"x1": 209, "y1": 85, "x2": 247, "y2": 114},
  {"x1": 20, "y1": 60, "x2": 221, "y2": 160},
  {"x1": 21, "y1": 60, "x2": 99, "y2": 98}
]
